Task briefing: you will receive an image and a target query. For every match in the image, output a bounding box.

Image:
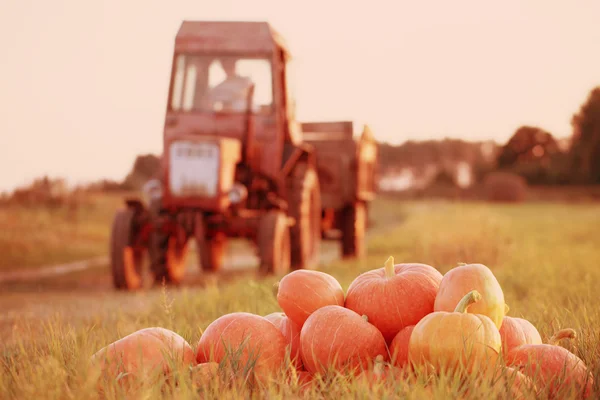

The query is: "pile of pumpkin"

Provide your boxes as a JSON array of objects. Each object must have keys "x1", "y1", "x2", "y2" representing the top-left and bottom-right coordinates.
[{"x1": 91, "y1": 257, "x2": 594, "y2": 397}]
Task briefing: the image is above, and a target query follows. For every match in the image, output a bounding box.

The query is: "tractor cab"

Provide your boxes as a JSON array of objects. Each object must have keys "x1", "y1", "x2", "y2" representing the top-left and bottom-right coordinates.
[{"x1": 161, "y1": 21, "x2": 300, "y2": 212}]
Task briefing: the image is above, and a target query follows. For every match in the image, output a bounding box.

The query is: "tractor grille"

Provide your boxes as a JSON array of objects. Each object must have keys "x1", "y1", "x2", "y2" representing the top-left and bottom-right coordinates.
[{"x1": 168, "y1": 140, "x2": 220, "y2": 197}]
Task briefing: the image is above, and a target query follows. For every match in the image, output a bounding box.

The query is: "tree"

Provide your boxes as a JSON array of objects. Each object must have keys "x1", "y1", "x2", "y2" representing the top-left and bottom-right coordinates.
[
  {"x1": 497, "y1": 126, "x2": 560, "y2": 168},
  {"x1": 495, "y1": 126, "x2": 564, "y2": 184},
  {"x1": 570, "y1": 87, "x2": 600, "y2": 183},
  {"x1": 122, "y1": 154, "x2": 162, "y2": 190}
]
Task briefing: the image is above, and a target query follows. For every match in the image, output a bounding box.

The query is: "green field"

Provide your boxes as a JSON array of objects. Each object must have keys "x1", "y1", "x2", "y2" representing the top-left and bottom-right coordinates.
[
  {"x1": 0, "y1": 192, "x2": 125, "y2": 270},
  {"x1": 1, "y1": 196, "x2": 599, "y2": 398}
]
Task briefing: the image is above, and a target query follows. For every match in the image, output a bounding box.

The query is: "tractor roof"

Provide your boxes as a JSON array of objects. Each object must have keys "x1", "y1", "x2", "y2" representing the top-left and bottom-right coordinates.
[{"x1": 175, "y1": 21, "x2": 290, "y2": 58}]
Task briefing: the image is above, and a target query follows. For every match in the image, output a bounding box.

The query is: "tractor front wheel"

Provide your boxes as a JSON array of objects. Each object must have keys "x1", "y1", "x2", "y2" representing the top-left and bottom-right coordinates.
[
  {"x1": 149, "y1": 218, "x2": 189, "y2": 285},
  {"x1": 257, "y1": 210, "x2": 291, "y2": 276},
  {"x1": 110, "y1": 208, "x2": 145, "y2": 290},
  {"x1": 194, "y1": 213, "x2": 225, "y2": 273}
]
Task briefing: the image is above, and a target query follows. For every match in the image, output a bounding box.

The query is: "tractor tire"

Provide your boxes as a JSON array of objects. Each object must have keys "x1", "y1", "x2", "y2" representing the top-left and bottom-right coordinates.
[
  {"x1": 341, "y1": 201, "x2": 367, "y2": 258},
  {"x1": 287, "y1": 162, "x2": 321, "y2": 270},
  {"x1": 257, "y1": 210, "x2": 291, "y2": 276},
  {"x1": 194, "y1": 213, "x2": 225, "y2": 273},
  {"x1": 110, "y1": 208, "x2": 145, "y2": 290},
  {"x1": 149, "y1": 218, "x2": 189, "y2": 286}
]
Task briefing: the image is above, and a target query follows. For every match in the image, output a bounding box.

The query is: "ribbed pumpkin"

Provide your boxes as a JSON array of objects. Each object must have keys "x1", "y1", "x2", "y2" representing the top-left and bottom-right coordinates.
[
  {"x1": 389, "y1": 325, "x2": 415, "y2": 368},
  {"x1": 191, "y1": 362, "x2": 220, "y2": 388},
  {"x1": 409, "y1": 290, "x2": 501, "y2": 375},
  {"x1": 345, "y1": 256, "x2": 443, "y2": 342},
  {"x1": 493, "y1": 366, "x2": 537, "y2": 399},
  {"x1": 499, "y1": 316, "x2": 542, "y2": 357},
  {"x1": 505, "y1": 329, "x2": 594, "y2": 398},
  {"x1": 91, "y1": 327, "x2": 196, "y2": 381},
  {"x1": 300, "y1": 305, "x2": 388, "y2": 375},
  {"x1": 434, "y1": 263, "x2": 506, "y2": 329},
  {"x1": 195, "y1": 312, "x2": 287, "y2": 382},
  {"x1": 276, "y1": 270, "x2": 345, "y2": 327},
  {"x1": 265, "y1": 312, "x2": 303, "y2": 369}
]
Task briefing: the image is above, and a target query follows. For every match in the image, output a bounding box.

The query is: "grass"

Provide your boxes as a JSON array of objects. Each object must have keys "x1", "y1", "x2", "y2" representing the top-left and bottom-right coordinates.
[
  {"x1": 0, "y1": 191, "x2": 126, "y2": 270},
  {"x1": 1, "y1": 196, "x2": 599, "y2": 398}
]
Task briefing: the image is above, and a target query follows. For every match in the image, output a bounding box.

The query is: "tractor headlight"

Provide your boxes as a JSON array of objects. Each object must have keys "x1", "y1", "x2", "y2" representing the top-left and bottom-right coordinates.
[
  {"x1": 142, "y1": 179, "x2": 163, "y2": 205},
  {"x1": 228, "y1": 183, "x2": 248, "y2": 205}
]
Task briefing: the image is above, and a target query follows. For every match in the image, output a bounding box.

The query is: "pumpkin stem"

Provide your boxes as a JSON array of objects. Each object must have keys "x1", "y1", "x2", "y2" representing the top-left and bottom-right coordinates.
[
  {"x1": 362, "y1": 315, "x2": 369, "y2": 323},
  {"x1": 549, "y1": 328, "x2": 577, "y2": 345},
  {"x1": 384, "y1": 256, "x2": 395, "y2": 278},
  {"x1": 454, "y1": 290, "x2": 482, "y2": 313}
]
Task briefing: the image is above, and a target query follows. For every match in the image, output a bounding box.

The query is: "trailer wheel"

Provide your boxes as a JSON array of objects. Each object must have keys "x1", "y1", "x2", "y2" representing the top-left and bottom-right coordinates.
[
  {"x1": 341, "y1": 201, "x2": 366, "y2": 258},
  {"x1": 287, "y1": 162, "x2": 321, "y2": 270},
  {"x1": 257, "y1": 210, "x2": 291, "y2": 275},
  {"x1": 110, "y1": 208, "x2": 145, "y2": 290},
  {"x1": 150, "y1": 220, "x2": 189, "y2": 285},
  {"x1": 194, "y1": 213, "x2": 225, "y2": 273}
]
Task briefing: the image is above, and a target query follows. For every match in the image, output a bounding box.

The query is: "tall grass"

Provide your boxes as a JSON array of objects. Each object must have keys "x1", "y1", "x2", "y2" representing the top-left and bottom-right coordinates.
[{"x1": 1, "y1": 199, "x2": 599, "y2": 398}]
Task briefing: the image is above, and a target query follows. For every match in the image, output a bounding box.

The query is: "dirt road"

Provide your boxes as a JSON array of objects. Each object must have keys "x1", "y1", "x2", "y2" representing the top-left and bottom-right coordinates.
[{"x1": 0, "y1": 240, "x2": 342, "y2": 343}]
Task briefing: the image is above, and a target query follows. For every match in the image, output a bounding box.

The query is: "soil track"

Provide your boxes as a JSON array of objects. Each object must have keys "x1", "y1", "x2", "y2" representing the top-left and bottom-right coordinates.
[{"x1": 0, "y1": 240, "x2": 342, "y2": 343}]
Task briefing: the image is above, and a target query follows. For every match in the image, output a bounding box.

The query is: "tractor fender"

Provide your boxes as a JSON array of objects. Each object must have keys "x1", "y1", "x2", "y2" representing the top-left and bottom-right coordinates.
[{"x1": 281, "y1": 142, "x2": 316, "y2": 179}]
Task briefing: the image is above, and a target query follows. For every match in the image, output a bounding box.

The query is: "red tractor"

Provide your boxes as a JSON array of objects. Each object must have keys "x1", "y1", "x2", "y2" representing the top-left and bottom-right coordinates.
[{"x1": 109, "y1": 21, "x2": 377, "y2": 290}]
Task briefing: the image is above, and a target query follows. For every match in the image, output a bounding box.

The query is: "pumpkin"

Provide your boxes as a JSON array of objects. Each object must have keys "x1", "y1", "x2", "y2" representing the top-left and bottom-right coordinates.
[
  {"x1": 434, "y1": 263, "x2": 506, "y2": 329},
  {"x1": 492, "y1": 366, "x2": 537, "y2": 399},
  {"x1": 356, "y1": 355, "x2": 409, "y2": 389},
  {"x1": 265, "y1": 312, "x2": 303, "y2": 369},
  {"x1": 344, "y1": 256, "x2": 443, "y2": 342},
  {"x1": 287, "y1": 370, "x2": 315, "y2": 394},
  {"x1": 389, "y1": 325, "x2": 415, "y2": 368},
  {"x1": 300, "y1": 305, "x2": 388, "y2": 375},
  {"x1": 91, "y1": 327, "x2": 195, "y2": 382},
  {"x1": 505, "y1": 329, "x2": 594, "y2": 398},
  {"x1": 276, "y1": 270, "x2": 345, "y2": 328},
  {"x1": 195, "y1": 312, "x2": 287, "y2": 382},
  {"x1": 409, "y1": 290, "x2": 501, "y2": 376},
  {"x1": 499, "y1": 316, "x2": 542, "y2": 358},
  {"x1": 191, "y1": 362, "x2": 220, "y2": 388}
]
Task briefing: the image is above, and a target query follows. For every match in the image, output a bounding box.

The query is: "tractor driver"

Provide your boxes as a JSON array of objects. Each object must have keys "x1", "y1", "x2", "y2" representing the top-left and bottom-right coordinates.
[{"x1": 206, "y1": 58, "x2": 254, "y2": 112}]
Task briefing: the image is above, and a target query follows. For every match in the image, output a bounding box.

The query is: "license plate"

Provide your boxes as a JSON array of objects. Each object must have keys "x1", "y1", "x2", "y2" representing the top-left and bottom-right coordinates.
[{"x1": 169, "y1": 141, "x2": 220, "y2": 197}]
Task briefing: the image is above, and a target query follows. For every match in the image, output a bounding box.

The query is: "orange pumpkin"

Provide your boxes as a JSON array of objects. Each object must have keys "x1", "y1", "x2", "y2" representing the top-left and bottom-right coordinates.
[
  {"x1": 434, "y1": 263, "x2": 506, "y2": 329},
  {"x1": 492, "y1": 366, "x2": 537, "y2": 399},
  {"x1": 389, "y1": 325, "x2": 415, "y2": 368},
  {"x1": 191, "y1": 362, "x2": 220, "y2": 388},
  {"x1": 195, "y1": 312, "x2": 287, "y2": 382},
  {"x1": 499, "y1": 316, "x2": 542, "y2": 358},
  {"x1": 409, "y1": 290, "x2": 501, "y2": 376},
  {"x1": 345, "y1": 256, "x2": 443, "y2": 342},
  {"x1": 276, "y1": 270, "x2": 345, "y2": 327},
  {"x1": 505, "y1": 329, "x2": 594, "y2": 398},
  {"x1": 357, "y1": 355, "x2": 408, "y2": 389},
  {"x1": 287, "y1": 370, "x2": 315, "y2": 394},
  {"x1": 265, "y1": 312, "x2": 303, "y2": 369},
  {"x1": 91, "y1": 327, "x2": 196, "y2": 381},
  {"x1": 300, "y1": 305, "x2": 388, "y2": 375}
]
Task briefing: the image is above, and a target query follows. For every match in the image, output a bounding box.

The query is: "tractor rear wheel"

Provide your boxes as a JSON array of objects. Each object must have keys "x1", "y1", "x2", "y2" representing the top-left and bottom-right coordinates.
[
  {"x1": 149, "y1": 218, "x2": 189, "y2": 285},
  {"x1": 110, "y1": 208, "x2": 145, "y2": 290},
  {"x1": 194, "y1": 213, "x2": 225, "y2": 273},
  {"x1": 341, "y1": 201, "x2": 367, "y2": 258},
  {"x1": 287, "y1": 162, "x2": 321, "y2": 270},
  {"x1": 257, "y1": 210, "x2": 291, "y2": 276}
]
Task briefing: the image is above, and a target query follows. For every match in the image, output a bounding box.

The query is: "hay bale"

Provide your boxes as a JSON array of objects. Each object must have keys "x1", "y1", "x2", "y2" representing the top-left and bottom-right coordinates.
[{"x1": 483, "y1": 172, "x2": 527, "y2": 202}]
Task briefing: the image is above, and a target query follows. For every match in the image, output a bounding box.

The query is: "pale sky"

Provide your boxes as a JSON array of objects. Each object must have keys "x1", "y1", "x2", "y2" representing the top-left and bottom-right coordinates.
[{"x1": 1, "y1": 1, "x2": 599, "y2": 191}]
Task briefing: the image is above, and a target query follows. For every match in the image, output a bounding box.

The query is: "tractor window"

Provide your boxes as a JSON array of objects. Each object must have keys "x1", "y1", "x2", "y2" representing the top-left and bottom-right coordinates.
[{"x1": 170, "y1": 54, "x2": 273, "y2": 114}]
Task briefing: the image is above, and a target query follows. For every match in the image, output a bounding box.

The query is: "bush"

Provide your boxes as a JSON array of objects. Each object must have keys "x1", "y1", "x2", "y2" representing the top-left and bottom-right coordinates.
[{"x1": 482, "y1": 172, "x2": 527, "y2": 203}]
